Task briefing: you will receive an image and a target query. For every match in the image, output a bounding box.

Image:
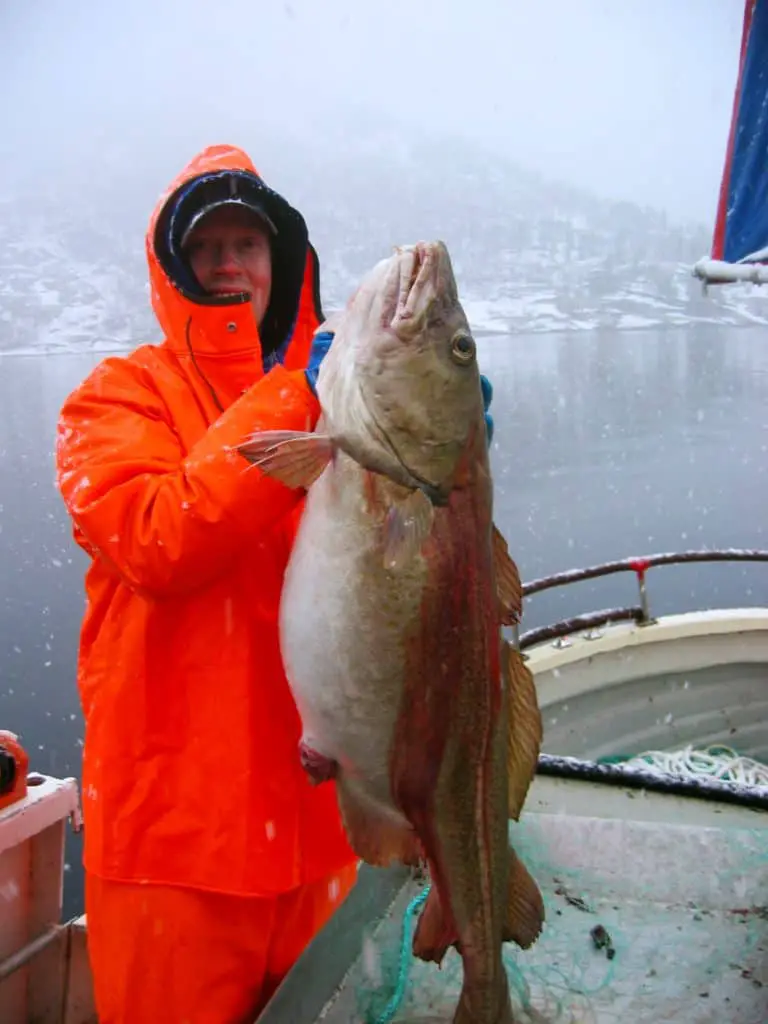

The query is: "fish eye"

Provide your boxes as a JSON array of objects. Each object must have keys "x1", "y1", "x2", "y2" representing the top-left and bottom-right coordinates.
[{"x1": 451, "y1": 331, "x2": 476, "y2": 365}]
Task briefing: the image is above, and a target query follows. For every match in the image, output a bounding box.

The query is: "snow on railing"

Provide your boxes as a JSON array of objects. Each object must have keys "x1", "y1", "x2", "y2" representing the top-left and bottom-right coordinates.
[{"x1": 692, "y1": 258, "x2": 768, "y2": 287}]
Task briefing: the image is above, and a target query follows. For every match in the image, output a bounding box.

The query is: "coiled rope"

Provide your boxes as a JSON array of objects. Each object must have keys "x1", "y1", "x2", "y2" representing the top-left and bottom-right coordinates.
[{"x1": 622, "y1": 744, "x2": 768, "y2": 789}]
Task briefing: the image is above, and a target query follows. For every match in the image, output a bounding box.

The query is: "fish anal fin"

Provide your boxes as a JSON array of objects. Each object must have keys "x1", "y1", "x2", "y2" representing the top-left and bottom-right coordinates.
[
  {"x1": 412, "y1": 882, "x2": 455, "y2": 966},
  {"x1": 504, "y1": 639, "x2": 543, "y2": 820},
  {"x1": 503, "y1": 847, "x2": 545, "y2": 949},
  {"x1": 382, "y1": 489, "x2": 435, "y2": 571},
  {"x1": 336, "y1": 780, "x2": 423, "y2": 868},
  {"x1": 235, "y1": 430, "x2": 334, "y2": 489},
  {"x1": 492, "y1": 524, "x2": 523, "y2": 625},
  {"x1": 412, "y1": 847, "x2": 545, "y2": 964}
]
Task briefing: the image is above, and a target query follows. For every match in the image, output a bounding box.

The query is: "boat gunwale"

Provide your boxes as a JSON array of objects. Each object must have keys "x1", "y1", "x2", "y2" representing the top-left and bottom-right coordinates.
[{"x1": 515, "y1": 547, "x2": 768, "y2": 650}]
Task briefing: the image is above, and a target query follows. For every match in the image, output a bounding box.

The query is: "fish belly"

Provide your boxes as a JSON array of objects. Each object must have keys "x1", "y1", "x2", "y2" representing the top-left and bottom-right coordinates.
[{"x1": 279, "y1": 458, "x2": 426, "y2": 811}]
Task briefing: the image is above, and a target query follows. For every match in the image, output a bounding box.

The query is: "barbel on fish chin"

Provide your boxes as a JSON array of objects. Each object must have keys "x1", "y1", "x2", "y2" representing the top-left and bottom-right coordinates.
[{"x1": 236, "y1": 240, "x2": 545, "y2": 1024}]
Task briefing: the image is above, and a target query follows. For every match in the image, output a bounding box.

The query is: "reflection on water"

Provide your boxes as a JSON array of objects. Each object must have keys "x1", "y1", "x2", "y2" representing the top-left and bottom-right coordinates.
[{"x1": 0, "y1": 324, "x2": 766, "y2": 917}]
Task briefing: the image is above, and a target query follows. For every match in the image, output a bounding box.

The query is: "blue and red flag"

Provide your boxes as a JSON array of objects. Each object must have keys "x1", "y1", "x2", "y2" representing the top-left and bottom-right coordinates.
[{"x1": 694, "y1": 0, "x2": 768, "y2": 284}]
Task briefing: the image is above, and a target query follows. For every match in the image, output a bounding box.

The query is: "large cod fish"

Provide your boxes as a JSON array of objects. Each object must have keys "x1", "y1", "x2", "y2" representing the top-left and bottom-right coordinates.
[{"x1": 238, "y1": 241, "x2": 545, "y2": 1024}]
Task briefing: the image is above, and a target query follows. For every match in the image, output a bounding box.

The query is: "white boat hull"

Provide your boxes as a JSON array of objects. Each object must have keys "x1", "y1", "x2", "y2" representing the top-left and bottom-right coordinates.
[{"x1": 526, "y1": 607, "x2": 768, "y2": 763}]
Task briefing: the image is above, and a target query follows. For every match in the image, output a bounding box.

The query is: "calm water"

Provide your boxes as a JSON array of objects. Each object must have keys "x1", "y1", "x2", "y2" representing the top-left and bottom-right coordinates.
[{"x1": 1, "y1": 324, "x2": 767, "y2": 919}]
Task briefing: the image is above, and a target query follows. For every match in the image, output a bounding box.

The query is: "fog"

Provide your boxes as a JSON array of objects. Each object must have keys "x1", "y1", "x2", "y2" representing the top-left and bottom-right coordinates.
[{"x1": 0, "y1": 0, "x2": 745, "y2": 223}]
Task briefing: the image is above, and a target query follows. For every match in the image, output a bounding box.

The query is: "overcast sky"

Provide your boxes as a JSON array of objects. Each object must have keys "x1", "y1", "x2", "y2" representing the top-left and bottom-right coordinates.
[{"x1": 0, "y1": 0, "x2": 747, "y2": 225}]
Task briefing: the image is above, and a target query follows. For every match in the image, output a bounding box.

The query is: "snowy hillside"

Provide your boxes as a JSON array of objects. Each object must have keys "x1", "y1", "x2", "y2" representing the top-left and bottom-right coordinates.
[{"x1": 1, "y1": 128, "x2": 767, "y2": 355}]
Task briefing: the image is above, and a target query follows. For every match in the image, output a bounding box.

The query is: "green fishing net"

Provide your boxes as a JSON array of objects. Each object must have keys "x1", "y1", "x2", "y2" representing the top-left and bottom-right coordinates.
[{"x1": 345, "y1": 778, "x2": 768, "y2": 1024}]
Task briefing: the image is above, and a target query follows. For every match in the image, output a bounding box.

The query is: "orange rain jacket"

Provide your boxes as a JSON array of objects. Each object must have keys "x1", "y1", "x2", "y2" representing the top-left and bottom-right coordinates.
[{"x1": 55, "y1": 145, "x2": 356, "y2": 896}]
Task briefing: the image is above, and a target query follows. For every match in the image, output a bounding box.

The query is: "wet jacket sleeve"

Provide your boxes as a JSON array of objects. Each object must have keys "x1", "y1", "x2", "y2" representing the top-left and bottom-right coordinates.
[{"x1": 55, "y1": 358, "x2": 319, "y2": 597}]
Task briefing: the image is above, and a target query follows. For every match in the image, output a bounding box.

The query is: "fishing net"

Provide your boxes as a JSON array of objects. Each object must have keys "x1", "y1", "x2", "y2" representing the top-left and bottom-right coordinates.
[{"x1": 344, "y1": 746, "x2": 768, "y2": 1024}]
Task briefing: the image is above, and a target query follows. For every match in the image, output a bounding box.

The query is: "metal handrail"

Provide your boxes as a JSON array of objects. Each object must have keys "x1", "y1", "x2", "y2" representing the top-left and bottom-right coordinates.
[
  {"x1": 514, "y1": 548, "x2": 768, "y2": 652},
  {"x1": 519, "y1": 607, "x2": 644, "y2": 650}
]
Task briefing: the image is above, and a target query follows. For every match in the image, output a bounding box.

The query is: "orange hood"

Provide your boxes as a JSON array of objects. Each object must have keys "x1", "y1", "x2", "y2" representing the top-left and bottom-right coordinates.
[{"x1": 145, "y1": 144, "x2": 324, "y2": 366}]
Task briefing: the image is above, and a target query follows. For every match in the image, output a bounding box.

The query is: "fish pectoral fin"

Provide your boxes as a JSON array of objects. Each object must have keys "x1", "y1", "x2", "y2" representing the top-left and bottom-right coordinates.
[
  {"x1": 235, "y1": 430, "x2": 334, "y2": 489},
  {"x1": 381, "y1": 489, "x2": 434, "y2": 570},
  {"x1": 492, "y1": 524, "x2": 523, "y2": 625},
  {"x1": 503, "y1": 847, "x2": 545, "y2": 949},
  {"x1": 336, "y1": 779, "x2": 423, "y2": 868},
  {"x1": 504, "y1": 640, "x2": 543, "y2": 820}
]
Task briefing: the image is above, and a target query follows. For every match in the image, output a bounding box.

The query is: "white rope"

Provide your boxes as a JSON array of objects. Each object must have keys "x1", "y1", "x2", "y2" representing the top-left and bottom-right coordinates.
[{"x1": 622, "y1": 744, "x2": 768, "y2": 790}]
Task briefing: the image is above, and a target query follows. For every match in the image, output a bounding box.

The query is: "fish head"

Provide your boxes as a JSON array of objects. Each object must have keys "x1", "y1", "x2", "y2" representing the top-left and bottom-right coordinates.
[{"x1": 318, "y1": 240, "x2": 484, "y2": 500}]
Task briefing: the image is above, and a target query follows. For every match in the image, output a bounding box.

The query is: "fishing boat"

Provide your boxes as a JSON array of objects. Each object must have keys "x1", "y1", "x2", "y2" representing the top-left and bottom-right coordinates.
[{"x1": 2, "y1": 546, "x2": 767, "y2": 1022}]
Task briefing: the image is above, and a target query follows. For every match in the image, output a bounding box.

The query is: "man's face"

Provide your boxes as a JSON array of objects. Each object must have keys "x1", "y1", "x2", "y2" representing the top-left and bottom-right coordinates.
[{"x1": 183, "y1": 206, "x2": 273, "y2": 325}]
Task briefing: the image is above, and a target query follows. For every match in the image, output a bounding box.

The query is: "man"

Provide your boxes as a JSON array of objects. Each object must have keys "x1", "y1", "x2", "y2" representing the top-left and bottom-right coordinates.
[{"x1": 55, "y1": 143, "x2": 494, "y2": 1023}]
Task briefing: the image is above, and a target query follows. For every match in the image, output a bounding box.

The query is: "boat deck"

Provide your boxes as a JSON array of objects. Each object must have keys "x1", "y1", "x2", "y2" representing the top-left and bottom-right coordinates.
[{"x1": 262, "y1": 811, "x2": 768, "y2": 1024}]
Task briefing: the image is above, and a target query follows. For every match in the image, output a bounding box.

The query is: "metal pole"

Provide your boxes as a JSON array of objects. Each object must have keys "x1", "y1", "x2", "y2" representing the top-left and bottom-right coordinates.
[
  {"x1": 629, "y1": 558, "x2": 652, "y2": 623},
  {"x1": 0, "y1": 924, "x2": 66, "y2": 981}
]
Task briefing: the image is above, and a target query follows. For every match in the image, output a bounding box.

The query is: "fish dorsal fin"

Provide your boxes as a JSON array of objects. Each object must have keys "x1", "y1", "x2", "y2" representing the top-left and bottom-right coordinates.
[
  {"x1": 503, "y1": 639, "x2": 543, "y2": 820},
  {"x1": 503, "y1": 846, "x2": 545, "y2": 949},
  {"x1": 492, "y1": 524, "x2": 523, "y2": 625}
]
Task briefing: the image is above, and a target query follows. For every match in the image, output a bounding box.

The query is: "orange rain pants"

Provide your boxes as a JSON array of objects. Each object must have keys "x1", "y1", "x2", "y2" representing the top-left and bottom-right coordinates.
[{"x1": 85, "y1": 862, "x2": 358, "y2": 1024}]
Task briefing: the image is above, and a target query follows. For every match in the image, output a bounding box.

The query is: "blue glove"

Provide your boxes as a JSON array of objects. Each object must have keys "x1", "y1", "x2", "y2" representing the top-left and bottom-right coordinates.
[
  {"x1": 305, "y1": 330, "x2": 334, "y2": 396},
  {"x1": 481, "y1": 374, "x2": 494, "y2": 446}
]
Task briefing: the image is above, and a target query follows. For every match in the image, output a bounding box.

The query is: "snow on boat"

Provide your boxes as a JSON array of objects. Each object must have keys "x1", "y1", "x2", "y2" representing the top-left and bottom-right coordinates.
[{"x1": 694, "y1": 0, "x2": 768, "y2": 287}]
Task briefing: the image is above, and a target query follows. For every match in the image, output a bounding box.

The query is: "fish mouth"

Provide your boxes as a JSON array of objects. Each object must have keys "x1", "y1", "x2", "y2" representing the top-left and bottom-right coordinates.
[
  {"x1": 389, "y1": 242, "x2": 446, "y2": 333},
  {"x1": 342, "y1": 241, "x2": 458, "y2": 503}
]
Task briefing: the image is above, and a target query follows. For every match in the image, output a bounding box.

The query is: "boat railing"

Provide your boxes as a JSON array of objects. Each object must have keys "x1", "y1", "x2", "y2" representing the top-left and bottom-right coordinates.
[
  {"x1": 514, "y1": 548, "x2": 768, "y2": 652},
  {"x1": 692, "y1": 257, "x2": 768, "y2": 288}
]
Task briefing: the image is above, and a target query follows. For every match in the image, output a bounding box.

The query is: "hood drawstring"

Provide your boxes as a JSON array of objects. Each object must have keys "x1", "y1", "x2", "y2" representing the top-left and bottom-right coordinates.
[{"x1": 185, "y1": 316, "x2": 224, "y2": 416}]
